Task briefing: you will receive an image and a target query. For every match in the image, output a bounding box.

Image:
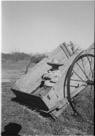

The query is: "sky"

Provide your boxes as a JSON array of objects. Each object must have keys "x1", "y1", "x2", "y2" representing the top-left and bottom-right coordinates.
[{"x1": 1, "y1": 1, "x2": 94, "y2": 54}]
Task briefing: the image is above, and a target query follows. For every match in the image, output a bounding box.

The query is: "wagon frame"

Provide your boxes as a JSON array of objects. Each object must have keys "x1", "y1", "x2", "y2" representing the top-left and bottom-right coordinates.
[{"x1": 11, "y1": 42, "x2": 94, "y2": 120}]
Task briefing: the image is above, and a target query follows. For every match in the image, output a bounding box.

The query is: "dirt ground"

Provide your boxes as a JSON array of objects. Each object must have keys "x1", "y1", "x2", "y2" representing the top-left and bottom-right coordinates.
[{"x1": 1, "y1": 62, "x2": 94, "y2": 136}]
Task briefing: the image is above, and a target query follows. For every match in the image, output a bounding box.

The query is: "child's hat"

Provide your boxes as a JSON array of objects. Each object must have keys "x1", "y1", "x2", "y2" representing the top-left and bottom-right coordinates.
[{"x1": 47, "y1": 58, "x2": 63, "y2": 66}]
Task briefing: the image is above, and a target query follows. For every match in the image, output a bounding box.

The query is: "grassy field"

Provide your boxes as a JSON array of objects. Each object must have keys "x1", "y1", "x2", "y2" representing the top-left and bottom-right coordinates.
[
  {"x1": 2, "y1": 61, "x2": 35, "y2": 83},
  {"x1": 1, "y1": 61, "x2": 94, "y2": 136}
]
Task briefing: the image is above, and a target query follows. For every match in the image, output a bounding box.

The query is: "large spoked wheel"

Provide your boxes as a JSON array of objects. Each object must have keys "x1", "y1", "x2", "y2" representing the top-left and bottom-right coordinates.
[{"x1": 66, "y1": 50, "x2": 94, "y2": 122}]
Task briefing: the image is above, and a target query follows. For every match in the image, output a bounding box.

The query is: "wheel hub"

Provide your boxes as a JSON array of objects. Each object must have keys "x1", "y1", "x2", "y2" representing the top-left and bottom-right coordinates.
[{"x1": 86, "y1": 80, "x2": 94, "y2": 85}]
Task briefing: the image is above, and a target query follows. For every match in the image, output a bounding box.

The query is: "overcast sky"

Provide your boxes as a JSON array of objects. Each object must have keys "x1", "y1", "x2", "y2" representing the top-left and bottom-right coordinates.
[{"x1": 2, "y1": 1, "x2": 94, "y2": 53}]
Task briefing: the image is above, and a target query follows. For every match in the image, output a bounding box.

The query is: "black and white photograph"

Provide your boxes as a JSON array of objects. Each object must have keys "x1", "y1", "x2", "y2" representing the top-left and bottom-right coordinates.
[{"x1": 1, "y1": 0, "x2": 94, "y2": 135}]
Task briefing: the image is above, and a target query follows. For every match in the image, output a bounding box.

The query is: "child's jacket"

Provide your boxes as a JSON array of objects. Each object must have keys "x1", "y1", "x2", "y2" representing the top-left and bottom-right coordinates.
[{"x1": 42, "y1": 69, "x2": 61, "y2": 87}]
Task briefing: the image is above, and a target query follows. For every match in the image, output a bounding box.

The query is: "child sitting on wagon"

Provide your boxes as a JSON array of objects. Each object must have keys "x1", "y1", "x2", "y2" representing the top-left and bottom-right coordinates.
[{"x1": 32, "y1": 58, "x2": 63, "y2": 94}]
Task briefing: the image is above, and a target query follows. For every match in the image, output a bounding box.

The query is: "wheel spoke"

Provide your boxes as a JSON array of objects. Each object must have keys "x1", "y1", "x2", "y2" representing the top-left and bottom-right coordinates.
[
  {"x1": 72, "y1": 70, "x2": 85, "y2": 82},
  {"x1": 76, "y1": 62, "x2": 90, "y2": 80},
  {"x1": 90, "y1": 57, "x2": 94, "y2": 81},
  {"x1": 86, "y1": 51, "x2": 93, "y2": 79},
  {"x1": 71, "y1": 78, "x2": 86, "y2": 83},
  {"x1": 81, "y1": 58, "x2": 87, "y2": 75},
  {"x1": 66, "y1": 84, "x2": 79, "y2": 88}
]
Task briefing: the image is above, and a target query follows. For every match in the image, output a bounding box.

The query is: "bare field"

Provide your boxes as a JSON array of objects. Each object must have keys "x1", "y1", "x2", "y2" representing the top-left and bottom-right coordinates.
[
  {"x1": 2, "y1": 61, "x2": 35, "y2": 83},
  {"x1": 1, "y1": 62, "x2": 94, "y2": 136}
]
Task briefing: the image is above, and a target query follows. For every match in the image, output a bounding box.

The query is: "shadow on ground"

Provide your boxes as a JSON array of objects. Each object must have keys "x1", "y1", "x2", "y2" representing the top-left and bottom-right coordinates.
[
  {"x1": 1, "y1": 122, "x2": 22, "y2": 136},
  {"x1": 12, "y1": 97, "x2": 54, "y2": 121}
]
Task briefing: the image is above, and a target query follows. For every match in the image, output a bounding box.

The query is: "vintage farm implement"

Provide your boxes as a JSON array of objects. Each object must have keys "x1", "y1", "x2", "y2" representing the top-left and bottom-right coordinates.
[{"x1": 11, "y1": 42, "x2": 94, "y2": 120}]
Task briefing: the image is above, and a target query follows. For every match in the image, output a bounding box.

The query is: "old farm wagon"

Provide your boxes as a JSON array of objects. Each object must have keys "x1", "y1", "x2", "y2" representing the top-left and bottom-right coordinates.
[{"x1": 11, "y1": 42, "x2": 94, "y2": 120}]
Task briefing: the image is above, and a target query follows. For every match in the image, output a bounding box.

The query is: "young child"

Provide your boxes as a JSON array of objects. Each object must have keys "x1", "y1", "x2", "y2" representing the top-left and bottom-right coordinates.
[
  {"x1": 42, "y1": 58, "x2": 63, "y2": 87},
  {"x1": 31, "y1": 58, "x2": 63, "y2": 95}
]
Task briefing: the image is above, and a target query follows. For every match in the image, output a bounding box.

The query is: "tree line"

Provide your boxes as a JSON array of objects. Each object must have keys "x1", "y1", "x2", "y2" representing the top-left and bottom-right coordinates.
[{"x1": 2, "y1": 52, "x2": 47, "y2": 63}]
